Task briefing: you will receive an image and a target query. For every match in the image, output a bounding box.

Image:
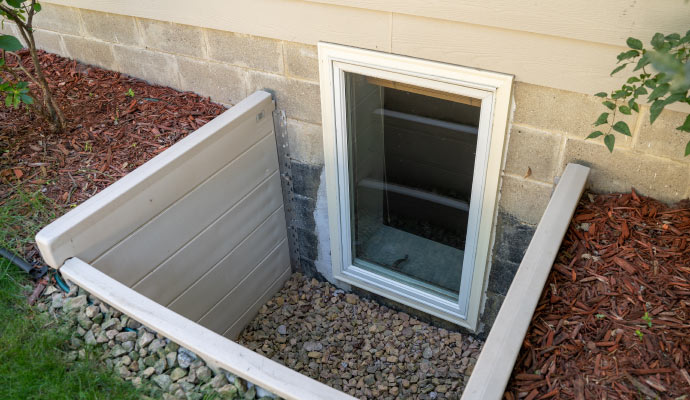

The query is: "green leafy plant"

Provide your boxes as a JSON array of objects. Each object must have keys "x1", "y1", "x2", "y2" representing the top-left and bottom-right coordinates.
[
  {"x1": 642, "y1": 312, "x2": 653, "y2": 328},
  {"x1": 590, "y1": 31, "x2": 690, "y2": 156},
  {"x1": 126, "y1": 88, "x2": 135, "y2": 97},
  {"x1": 595, "y1": 313, "x2": 606, "y2": 319},
  {"x1": 634, "y1": 329, "x2": 644, "y2": 341},
  {"x1": 0, "y1": 0, "x2": 65, "y2": 131}
]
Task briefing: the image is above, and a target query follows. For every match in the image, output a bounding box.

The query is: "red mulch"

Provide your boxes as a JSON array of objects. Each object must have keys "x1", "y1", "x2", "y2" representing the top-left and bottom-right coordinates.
[
  {"x1": 505, "y1": 191, "x2": 690, "y2": 399},
  {"x1": 1, "y1": 50, "x2": 226, "y2": 261}
]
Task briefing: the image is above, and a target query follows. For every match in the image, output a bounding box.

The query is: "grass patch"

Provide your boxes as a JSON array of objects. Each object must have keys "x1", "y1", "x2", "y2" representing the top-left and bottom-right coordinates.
[{"x1": 0, "y1": 186, "x2": 144, "y2": 400}]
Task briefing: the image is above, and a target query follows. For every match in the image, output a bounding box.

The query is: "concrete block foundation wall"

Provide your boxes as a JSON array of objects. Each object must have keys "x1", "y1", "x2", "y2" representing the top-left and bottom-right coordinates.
[{"x1": 22, "y1": 4, "x2": 690, "y2": 335}]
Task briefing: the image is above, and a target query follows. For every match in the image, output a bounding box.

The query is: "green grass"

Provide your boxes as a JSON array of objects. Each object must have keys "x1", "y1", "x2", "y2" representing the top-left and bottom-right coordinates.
[{"x1": 0, "y1": 186, "x2": 145, "y2": 400}]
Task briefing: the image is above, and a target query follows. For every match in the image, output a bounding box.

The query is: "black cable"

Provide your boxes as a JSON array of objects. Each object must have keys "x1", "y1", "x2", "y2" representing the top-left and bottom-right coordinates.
[{"x1": 0, "y1": 247, "x2": 48, "y2": 280}]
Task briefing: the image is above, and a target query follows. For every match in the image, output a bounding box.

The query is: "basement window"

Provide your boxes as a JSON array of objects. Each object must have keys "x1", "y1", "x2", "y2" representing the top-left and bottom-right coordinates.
[{"x1": 318, "y1": 43, "x2": 513, "y2": 330}]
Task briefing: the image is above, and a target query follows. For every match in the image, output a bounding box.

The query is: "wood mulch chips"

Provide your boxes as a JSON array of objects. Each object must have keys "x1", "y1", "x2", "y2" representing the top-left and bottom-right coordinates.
[
  {"x1": 1, "y1": 50, "x2": 226, "y2": 261},
  {"x1": 505, "y1": 191, "x2": 690, "y2": 399}
]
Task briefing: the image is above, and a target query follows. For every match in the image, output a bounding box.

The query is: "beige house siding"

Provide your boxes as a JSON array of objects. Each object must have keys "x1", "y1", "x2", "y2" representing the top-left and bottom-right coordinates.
[{"x1": 40, "y1": 0, "x2": 690, "y2": 105}]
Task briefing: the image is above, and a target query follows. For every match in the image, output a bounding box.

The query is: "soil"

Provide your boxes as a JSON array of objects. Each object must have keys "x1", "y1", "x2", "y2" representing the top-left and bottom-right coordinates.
[
  {"x1": 0, "y1": 50, "x2": 226, "y2": 262},
  {"x1": 505, "y1": 191, "x2": 690, "y2": 399}
]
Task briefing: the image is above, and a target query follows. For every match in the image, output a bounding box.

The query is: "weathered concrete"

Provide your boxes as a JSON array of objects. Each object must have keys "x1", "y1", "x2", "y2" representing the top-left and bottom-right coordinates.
[
  {"x1": 247, "y1": 71, "x2": 321, "y2": 124},
  {"x1": 561, "y1": 138, "x2": 689, "y2": 203},
  {"x1": 513, "y1": 82, "x2": 635, "y2": 146},
  {"x1": 498, "y1": 175, "x2": 553, "y2": 225},
  {"x1": 33, "y1": 4, "x2": 82, "y2": 35},
  {"x1": 80, "y1": 9, "x2": 141, "y2": 46},
  {"x1": 287, "y1": 119, "x2": 324, "y2": 165},
  {"x1": 504, "y1": 125, "x2": 562, "y2": 183},
  {"x1": 62, "y1": 35, "x2": 117, "y2": 71},
  {"x1": 138, "y1": 18, "x2": 206, "y2": 59},
  {"x1": 112, "y1": 45, "x2": 180, "y2": 89},
  {"x1": 206, "y1": 30, "x2": 283, "y2": 74},
  {"x1": 636, "y1": 107, "x2": 690, "y2": 162},
  {"x1": 33, "y1": 29, "x2": 65, "y2": 55},
  {"x1": 177, "y1": 56, "x2": 247, "y2": 106},
  {"x1": 284, "y1": 42, "x2": 319, "y2": 82}
]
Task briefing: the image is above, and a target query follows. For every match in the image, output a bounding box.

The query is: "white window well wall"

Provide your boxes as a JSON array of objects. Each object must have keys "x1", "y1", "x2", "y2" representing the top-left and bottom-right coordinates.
[{"x1": 318, "y1": 43, "x2": 514, "y2": 330}]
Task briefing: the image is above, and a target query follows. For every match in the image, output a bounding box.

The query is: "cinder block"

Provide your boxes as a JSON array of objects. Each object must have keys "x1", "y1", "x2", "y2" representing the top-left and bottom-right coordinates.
[
  {"x1": 206, "y1": 29, "x2": 283, "y2": 74},
  {"x1": 478, "y1": 291, "x2": 505, "y2": 338},
  {"x1": 137, "y1": 18, "x2": 205, "y2": 58},
  {"x1": 287, "y1": 118, "x2": 324, "y2": 165},
  {"x1": 492, "y1": 212, "x2": 536, "y2": 265},
  {"x1": 284, "y1": 42, "x2": 318, "y2": 82},
  {"x1": 247, "y1": 71, "x2": 321, "y2": 124},
  {"x1": 62, "y1": 35, "x2": 117, "y2": 71},
  {"x1": 561, "y1": 138, "x2": 689, "y2": 203},
  {"x1": 504, "y1": 125, "x2": 561, "y2": 183},
  {"x1": 635, "y1": 107, "x2": 690, "y2": 162},
  {"x1": 513, "y1": 82, "x2": 635, "y2": 147},
  {"x1": 0, "y1": 21, "x2": 18, "y2": 37},
  {"x1": 33, "y1": 30, "x2": 65, "y2": 55},
  {"x1": 177, "y1": 57, "x2": 247, "y2": 106},
  {"x1": 113, "y1": 45, "x2": 180, "y2": 88},
  {"x1": 291, "y1": 162, "x2": 322, "y2": 199},
  {"x1": 33, "y1": 4, "x2": 82, "y2": 35},
  {"x1": 80, "y1": 9, "x2": 140, "y2": 46},
  {"x1": 487, "y1": 258, "x2": 519, "y2": 297},
  {"x1": 498, "y1": 175, "x2": 553, "y2": 225}
]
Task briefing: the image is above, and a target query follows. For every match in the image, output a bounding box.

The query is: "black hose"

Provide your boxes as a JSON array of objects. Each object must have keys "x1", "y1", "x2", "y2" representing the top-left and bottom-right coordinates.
[{"x1": 0, "y1": 247, "x2": 48, "y2": 280}]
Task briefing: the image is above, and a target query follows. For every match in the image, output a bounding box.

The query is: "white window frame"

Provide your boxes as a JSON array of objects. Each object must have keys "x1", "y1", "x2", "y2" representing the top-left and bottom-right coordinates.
[{"x1": 318, "y1": 42, "x2": 513, "y2": 331}]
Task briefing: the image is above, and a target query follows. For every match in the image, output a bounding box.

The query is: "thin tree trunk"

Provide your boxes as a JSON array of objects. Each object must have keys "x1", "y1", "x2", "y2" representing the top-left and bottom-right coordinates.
[
  {"x1": 2, "y1": 1, "x2": 66, "y2": 132},
  {"x1": 25, "y1": 33, "x2": 66, "y2": 132}
]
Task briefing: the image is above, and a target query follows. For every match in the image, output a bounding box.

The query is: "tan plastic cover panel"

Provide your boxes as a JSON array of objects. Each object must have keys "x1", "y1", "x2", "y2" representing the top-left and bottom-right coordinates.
[{"x1": 36, "y1": 91, "x2": 291, "y2": 337}]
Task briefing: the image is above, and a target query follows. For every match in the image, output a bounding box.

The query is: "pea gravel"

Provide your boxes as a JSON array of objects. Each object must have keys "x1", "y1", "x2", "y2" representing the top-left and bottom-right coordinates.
[{"x1": 238, "y1": 274, "x2": 483, "y2": 400}]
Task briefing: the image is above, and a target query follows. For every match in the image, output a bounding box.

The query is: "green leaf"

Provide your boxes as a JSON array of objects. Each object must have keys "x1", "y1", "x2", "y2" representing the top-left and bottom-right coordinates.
[
  {"x1": 619, "y1": 105, "x2": 632, "y2": 115},
  {"x1": 626, "y1": 37, "x2": 643, "y2": 50},
  {"x1": 594, "y1": 92, "x2": 608, "y2": 98},
  {"x1": 5, "y1": 0, "x2": 25, "y2": 7},
  {"x1": 587, "y1": 131, "x2": 604, "y2": 139},
  {"x1": 665, "y1": 33, "x2": 681, "y2": 44},
  {"x1": 651, "y1": 33, "x2": 665, "y2": 49},
  {"x1": 611, "y1": 64, "x2": 627, "y2": 76},
  {"x1": 644, "y1": 79, "x2": 657, "y2": 89},
  {"x1": 32, "y1": 3, "x2": 41, "y2": 12},
  {"x1": 634, "y1": 86, "x2": 648, "y2": 96},
  {"x1": 650, "y1": 99, "x2": 665, "y2": 124},
  {"x1": 602, "y1": 101, "x2": 616, "y2": 110},
  {"x1": 595, "y1": 112, "x2": 609, "y2": 126},
  {"x1": 612, "y1": 90, "x2": 627, "y2": 99},
  {"x1": 19, "y1": 94, "x2": 33, "y2": 104},
  {"x1": 677, "y1": 115, "x2": 690, "y2": 132},
  {"x1": 617, "y1": 50, "x2": 639, "y2": 62},
  {"x1": 685, "y1": 140, "x2": 690, "y2": 157},
  {"x1": 628, "y1": 98, "x2": 640, "y2": 113},
  {"x1": 626, "y1": 76, "x2": 640, "y2": 84},
  {"x1": 0, "y1": 34, "x2": 23, "y2": 51},
  {"x1": 612, "y1": 121, "x2": 631, "y2": 136},
  {"x1": 633, "y1": 54, "x2": 651, "y2": 71},
  {"x1": 5, "y1": 94, "x2": 12, "y2": 107},
  {"x1": 648, "y1": 83, "x2": 670, "y2": 101},
  {"x1": 604, "y1": 134, "x2": 615, "y2": 153}
]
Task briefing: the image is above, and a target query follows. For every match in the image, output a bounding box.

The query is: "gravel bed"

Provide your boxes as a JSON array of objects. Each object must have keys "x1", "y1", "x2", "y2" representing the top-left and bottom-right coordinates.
[
  {"x1": 37, "y1": 282, "x2": 279, "y2": 400},
  {"x1": 238, "y1": 274, "x2": 483, "y2": 400}
]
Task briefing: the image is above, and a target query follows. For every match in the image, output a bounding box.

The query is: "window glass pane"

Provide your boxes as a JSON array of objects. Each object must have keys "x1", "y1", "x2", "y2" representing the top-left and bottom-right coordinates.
[{"x1": 345, "y1": 72, "x2": 480, "y2": 298}]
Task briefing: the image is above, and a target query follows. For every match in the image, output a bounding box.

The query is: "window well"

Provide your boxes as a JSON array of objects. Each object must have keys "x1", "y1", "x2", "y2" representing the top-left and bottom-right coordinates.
[{"x1": 318, "y1": 43, "x2": 513, "y2": 329}]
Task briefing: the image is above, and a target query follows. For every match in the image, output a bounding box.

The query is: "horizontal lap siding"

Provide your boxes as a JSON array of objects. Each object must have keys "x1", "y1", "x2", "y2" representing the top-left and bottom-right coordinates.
[
  {"x1": 37, "y1": 91, "x2": 292, "y2": 341},
  {"x1": 93, "y1": 132, "x2": 279, "y2": 286},
  {"x1": 133, "y1": 172, "x2": 284, "y2": 305},
  {"x1": 168, "y1": 207, "x2": 288, "y2": 321}
]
